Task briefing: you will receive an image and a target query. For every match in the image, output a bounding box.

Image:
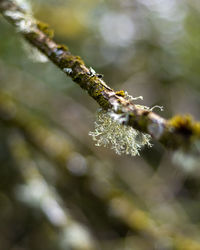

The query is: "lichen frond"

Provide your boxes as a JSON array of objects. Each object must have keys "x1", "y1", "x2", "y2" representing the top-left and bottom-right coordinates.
[
  {"x1": 124, "y1": 92, "x2": 163, "y2": 112},
  {"x1": 89, "y1": 109, "x2": 152, "y2": 156},
  {"x1": 4, "y1": 5, "x2": 36, "y2": 34}
]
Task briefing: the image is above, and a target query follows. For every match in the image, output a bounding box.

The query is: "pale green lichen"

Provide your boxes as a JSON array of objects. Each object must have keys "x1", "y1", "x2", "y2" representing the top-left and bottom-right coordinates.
[
  {"x1": 4, "y1": 4, "x2": 35, "y2": 34},
  {"x1": 88, "y1": 92, "x2": 164, "y2": 156},
  {"x1": 89, "y1": 109, "x2": 152, "y2": 156}
]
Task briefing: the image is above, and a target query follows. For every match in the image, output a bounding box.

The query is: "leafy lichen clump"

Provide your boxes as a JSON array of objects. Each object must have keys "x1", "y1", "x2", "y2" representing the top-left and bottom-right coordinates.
[
  {"x1": 88, "y1": 92, "x2": 163, "y2": 156},
  {"x1": 89, "y1": 109, "x2": 152, "y2": 156}
]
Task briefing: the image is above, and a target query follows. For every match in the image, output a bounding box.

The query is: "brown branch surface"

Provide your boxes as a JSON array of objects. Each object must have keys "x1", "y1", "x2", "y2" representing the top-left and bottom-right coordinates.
[{"x1": 0, "y1": 0, "x2": 200, "y2": 150}]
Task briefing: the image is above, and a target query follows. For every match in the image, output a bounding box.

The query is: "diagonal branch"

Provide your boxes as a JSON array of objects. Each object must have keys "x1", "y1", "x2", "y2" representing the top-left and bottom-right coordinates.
[{"x1": 0, "y1": 0, "x2": 200, "y2": 151}]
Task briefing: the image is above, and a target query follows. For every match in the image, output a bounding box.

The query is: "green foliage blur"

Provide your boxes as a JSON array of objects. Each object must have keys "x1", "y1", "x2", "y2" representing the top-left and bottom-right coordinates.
[{"x1": 0, "y1": 0, "x2": 200, "y2": 249}]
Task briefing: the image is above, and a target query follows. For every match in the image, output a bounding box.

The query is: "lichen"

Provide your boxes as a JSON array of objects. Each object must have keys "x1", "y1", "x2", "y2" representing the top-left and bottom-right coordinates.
[
  {"x1": 72, "y1": 72, "x2": 86, "y2": 83},
  {"x1": 4, "y1": 9, "x2": 35, "y2": 33},
  {"x1": 124, "y1": 92, "x2": 163, "y2": 112},
  {"x1": 124, "y1": 92, "x2": 143, "y2": 102},
  {"x1": 115, "y1": 90, "x2": 125, "y2": 97},
  {"x1": 89, "y1": 109, "x2": 152, "y2": 156},
  {"x1": 4, "y1": 10, "x2": 25, "y2": 20},
  {"x1": 87, "y1": 80, "x2": 111, "y2": 109},
  {"x1": 63, "y1": 68, "x2": 72, "y2": 74},
  {"x1": 88, "y1": 67, "x2": 96, "y2": 76},
  {"x1": 168, "y1": 115, "x2": 200, "y2": 138},
  {"x1": 89, "y1": 90, "x2": 163, "y2": 156},
  {"x1": 150, "y1": 105, "x2": 164, "y2": 111},
  {"x1": 36, "y1": 21, "x2": 54, "y2": 38},
  {"x1": 3, "y1": 1, "x2": 37, "y2": 34},
  {"x1": 56, "y1": 44, "x2": 69, "y2": 52}
]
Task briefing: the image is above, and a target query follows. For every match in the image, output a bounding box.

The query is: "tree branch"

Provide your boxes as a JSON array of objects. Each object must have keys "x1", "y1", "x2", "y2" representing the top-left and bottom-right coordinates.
[{"x1": 0, "y1": 0, "x2": 200, "y2": 151}]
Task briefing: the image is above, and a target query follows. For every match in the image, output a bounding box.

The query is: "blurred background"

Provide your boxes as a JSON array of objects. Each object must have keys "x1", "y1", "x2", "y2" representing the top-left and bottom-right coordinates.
[{"x1": 0, "y1": 0, "x2": 200, "y2": 249}]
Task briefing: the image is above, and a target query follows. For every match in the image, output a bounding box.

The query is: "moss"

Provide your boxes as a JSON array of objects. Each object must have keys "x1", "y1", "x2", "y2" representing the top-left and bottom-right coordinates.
[
  {"x1": 86, "y1": 80, "x2": 110, "y2": 109},
  {"x1": 36, "y1": 20, "x2": 54, "y2": 38},
  {"x1": 56, "y1": 56, "x2": 73, "y2": 68},
  {"x1": 58, "y1": 55, "x2": 84, "y2": 70},
  {"x1": 74, "y1": 56, "x2": 85, "y2": 66},
  {"x1": 116, "y1": 90, "x2": 125, "y2": 97},
  {"x1": 72, "y1": 72, "x2": 85, "y2": 84},
  {"x1": 56, "y1": 44, "x2": 69, "y2": 51},
  {"x1": 168, "y1": 115, "x2": 200, "y2": 139}
]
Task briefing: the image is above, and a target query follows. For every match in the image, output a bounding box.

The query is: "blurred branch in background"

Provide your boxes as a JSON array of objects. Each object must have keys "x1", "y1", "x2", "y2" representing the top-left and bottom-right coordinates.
[{"x1": 9, "y1": 132, "x2": 97, "y2": 250}]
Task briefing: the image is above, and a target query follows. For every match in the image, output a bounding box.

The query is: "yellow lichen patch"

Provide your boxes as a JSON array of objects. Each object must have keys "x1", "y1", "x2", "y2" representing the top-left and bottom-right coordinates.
[
  {"x1": 115, "y1": 90, "x2": 125, "y2": 97},
  {"x1": 168, "y1": 115, "x2": 200, "y2": 138},
  {"x1": 36, "y1": 20, "x2": 54, "y2": 38},
  {"x1": 56, "y1": 44, "x2": 69, "y2": 51}
]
